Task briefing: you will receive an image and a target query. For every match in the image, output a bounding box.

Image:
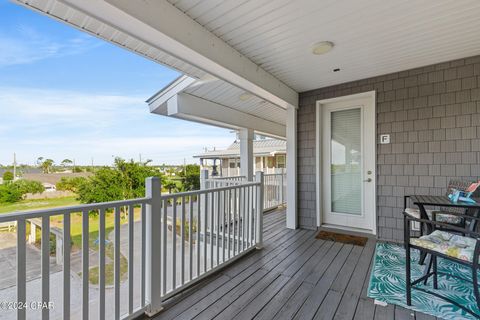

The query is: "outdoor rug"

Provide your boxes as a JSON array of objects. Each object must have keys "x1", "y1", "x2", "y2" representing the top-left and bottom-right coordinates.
[
  {"x1": 368, "y1": 242, "x2": 480, "y2": 319},
  {"x1": 315, "y1": 230, "x2": 368, "y2": 246}
]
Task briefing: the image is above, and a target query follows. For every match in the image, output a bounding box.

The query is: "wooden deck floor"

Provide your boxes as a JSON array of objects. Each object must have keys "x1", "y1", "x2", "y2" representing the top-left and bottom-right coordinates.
[{"x1": 151, "y1": 208, "x2": 436, "y2": 320}]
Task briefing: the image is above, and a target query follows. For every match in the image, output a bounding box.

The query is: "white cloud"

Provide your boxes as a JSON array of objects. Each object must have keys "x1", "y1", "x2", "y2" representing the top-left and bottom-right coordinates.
[
  {"x1": 0, "y1": 26, "x2": 101, "y2": 67},
  {"x1": 0, "y1": 87, "x2": 234, "y2": 165}
]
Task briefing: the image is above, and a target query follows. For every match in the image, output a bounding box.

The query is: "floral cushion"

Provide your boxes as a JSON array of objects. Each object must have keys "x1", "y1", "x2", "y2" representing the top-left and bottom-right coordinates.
[
  {"x1": 410, "y1": 230, "x2": 477, "y2": 262},
  {"x1": 405, "y1": 207, "x2": 463, "y2": 225}
]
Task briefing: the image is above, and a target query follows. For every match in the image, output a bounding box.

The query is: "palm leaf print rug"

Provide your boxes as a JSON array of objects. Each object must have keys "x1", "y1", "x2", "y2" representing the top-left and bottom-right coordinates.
[{"x1": 368, "y1": 242, "x2": 480, "y2": 319}]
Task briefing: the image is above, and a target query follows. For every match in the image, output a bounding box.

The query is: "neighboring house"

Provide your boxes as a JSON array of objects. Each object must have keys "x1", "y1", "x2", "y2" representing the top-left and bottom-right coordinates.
[{"x1": 194, "y1": 137, "x2": 286, "y2": 177}]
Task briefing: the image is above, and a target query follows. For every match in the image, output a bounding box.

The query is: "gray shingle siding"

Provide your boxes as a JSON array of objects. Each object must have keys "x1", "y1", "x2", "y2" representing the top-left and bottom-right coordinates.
[{"x1": 298, "y1": 55, "x2": 480, "y2": 241}]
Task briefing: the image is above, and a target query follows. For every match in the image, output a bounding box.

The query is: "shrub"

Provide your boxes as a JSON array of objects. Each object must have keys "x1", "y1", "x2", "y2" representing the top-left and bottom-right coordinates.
[
  {"x1": 56, "y1": 177, "x2": 87, "y2": 192},
  {"x1": 2, "y1": 171, "x2": 13, "y2": 181},
  {"x1": 0, "y1": 180, "x2": 45, "y2": 203}
]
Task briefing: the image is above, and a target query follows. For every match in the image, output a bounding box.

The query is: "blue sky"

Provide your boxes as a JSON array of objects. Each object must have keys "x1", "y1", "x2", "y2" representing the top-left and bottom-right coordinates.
[{"x1": 0, "y1": 0, "x2": 233, "y2": 166}]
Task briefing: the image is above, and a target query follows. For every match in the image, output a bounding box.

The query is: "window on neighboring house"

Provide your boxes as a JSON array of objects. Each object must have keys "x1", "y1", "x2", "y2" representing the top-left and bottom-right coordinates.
[
  {"x1": 276, "y1": 155, "x2": 286, "y2": 168},
  {"x1": 267, "y1": 157, "x2": 274, "y2": 168}
]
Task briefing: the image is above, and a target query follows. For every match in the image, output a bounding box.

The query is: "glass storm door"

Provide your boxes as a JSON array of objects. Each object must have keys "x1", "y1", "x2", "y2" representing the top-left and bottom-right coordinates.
[{"x1": 321, "y1": 96, "x2": 375, "y2": 233}]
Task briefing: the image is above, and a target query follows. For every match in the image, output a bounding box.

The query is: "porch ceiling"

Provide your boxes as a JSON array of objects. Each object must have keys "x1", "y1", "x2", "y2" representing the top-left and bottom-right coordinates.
[{"x1": 168, "y1": 0, "x2": 480, "y2": 93}]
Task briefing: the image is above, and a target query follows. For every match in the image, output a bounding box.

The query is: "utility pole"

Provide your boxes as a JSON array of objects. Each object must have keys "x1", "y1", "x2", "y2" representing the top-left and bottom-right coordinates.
[
  {"x1": 139, "y1": 153, "x2": 142, "y2": 163},
  {"x1": 91, "y1": 157, "x2": 94, "y2": 172},
  {"x1": 73, "y1": 159, "x2": 76, "y2": 173},
  {"x1": 13, "y1": 153, "x2": 17, "y2": 179}
]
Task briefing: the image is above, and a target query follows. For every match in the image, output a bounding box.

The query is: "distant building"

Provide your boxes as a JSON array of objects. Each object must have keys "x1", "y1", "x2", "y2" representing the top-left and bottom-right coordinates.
[{"x1": 194, "y1": 137, "x2": 286, "y2": 177}]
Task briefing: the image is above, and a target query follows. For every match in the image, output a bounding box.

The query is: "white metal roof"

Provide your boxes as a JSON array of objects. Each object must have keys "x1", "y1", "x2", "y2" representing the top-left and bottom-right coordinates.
[{"x1": 194, "y1": 139, "x2": 286, "y2": 159}]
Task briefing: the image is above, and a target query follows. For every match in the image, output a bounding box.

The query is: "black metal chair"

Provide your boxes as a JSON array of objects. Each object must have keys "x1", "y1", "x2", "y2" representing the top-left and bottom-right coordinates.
[{"x1": 404, "y1": 211, "x2": 480, "y2": 318}]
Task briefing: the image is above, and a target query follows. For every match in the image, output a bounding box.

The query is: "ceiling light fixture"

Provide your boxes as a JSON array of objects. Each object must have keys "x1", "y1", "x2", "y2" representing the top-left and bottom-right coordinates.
[
  {"x1": 312, "y1": 41, "x2": 334, "y2": 55},
  {"x1": 239, "y1": 92, "x2": 252, "y2": 101}
]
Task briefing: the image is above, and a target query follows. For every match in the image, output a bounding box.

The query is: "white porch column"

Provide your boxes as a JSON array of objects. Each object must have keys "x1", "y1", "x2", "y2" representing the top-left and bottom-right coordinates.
[
  {"x1": 239, "y1": 128, "x2": 254, "y2": 181},
  {"x1": 286, "y1": 105, "x2": 298, "y2": 229}
]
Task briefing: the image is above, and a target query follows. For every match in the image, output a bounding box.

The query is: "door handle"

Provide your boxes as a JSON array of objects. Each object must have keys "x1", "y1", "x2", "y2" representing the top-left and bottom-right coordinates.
[{"x1": 363, "y1": 178, "x2": 372, "y2": 182}]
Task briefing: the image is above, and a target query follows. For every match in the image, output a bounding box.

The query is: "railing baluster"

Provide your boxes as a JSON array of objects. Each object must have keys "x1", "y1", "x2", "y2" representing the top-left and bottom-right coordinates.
[
  {"x1": 128, "y1": 205, "x2": 134, "y2": 314},
  {"x1": 222, "y1": 190, "x2": 226, "y2": 263},
  {"x1": 99, "y1": 208, "x2": 106, "y2": 320},
  {"x1": 63, "y1": 213, "x2": 71, "y2": 320},
  {"x1": 114, "y1": 207, "x2": 120, "y2": 319},
  {"x1": 17, "y1": 218, "x2": 26, "y2": 320},
  {"x1": 172, "y1": 196, "x2": 177, "y2": 290},
  {"x1": 238, "y1": 188, "x2": 242, "y2": 253},
  {"x1": 246, "y1": 186, "x2": 251, "y2": 248},
  {"x1": 162, "y1": 199, "x2": 167, "y2": 295},
  {"x1": 203, "y1": 194, "x2": 208, "y2": 272},
  {"x1": 216, "y1": 191, "x2": 220, "y2": 266},
  {"x1": 41, "y1": 216, "x2": 50, "y2": 320},
  {"x1": 189, "y1": 197, "x2": 193, "y2": 281},
  {"x1": 210, "y1": 192, "x2": 214, "y2": 269},
  {"x1": 243, "y1": 187, "x2": 247, "y2": 251},
  {"x1": 227, "y1": 189, "x2": 231, "y2": 260},
  {"x1": 196, "y1": 195, "x2": 201, "y2": 277},
  {"x1": 141, "y1": 204, "x2": 146, "y2": 307},
  {"x1": 82, "y1": 211, "x2": 89, "y2": 320},
  {"x1": 181, "y1": 196, "x2": 185, "y2": 286},
  {"x1": 233, "y1": 188, "x2": 238, "y2": 255}
]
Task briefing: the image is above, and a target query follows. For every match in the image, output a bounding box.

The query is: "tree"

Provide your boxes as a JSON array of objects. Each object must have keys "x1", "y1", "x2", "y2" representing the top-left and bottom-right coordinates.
[
  {"x1": 180, "y1": 164, "x2": 200, "y2": 191},
  {"x1": 76, "y1": 158, "x2": 163, "y2": 204},
  {"x1": 38, "y1": 158, "x2": 54, "y2": 174},
  {"x1": 164, "y1": 179, "x2": 179, "y2": 194},
  {"x1": 2, "y1": 171, "x2": 14, "y2": 182},
  {"x1": 61, "y1": 159, "x2": 73, "y2": 168}
]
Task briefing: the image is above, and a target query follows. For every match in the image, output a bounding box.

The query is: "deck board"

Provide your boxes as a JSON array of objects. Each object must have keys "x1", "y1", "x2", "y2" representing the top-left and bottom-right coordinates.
[{"x1": 152, "y1": 208, "x2": 437, "y2": 320}]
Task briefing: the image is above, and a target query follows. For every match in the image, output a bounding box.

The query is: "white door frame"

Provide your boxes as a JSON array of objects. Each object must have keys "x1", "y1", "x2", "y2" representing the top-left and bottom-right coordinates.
[{"x1": 315, "y1": 91, "x2": 376, "y2": 235}]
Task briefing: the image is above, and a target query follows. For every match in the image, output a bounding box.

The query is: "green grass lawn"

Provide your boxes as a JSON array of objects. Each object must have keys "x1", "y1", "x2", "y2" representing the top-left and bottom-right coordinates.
[{"x1": 0, "y1": 196, "x2": 80, "y2": 214}]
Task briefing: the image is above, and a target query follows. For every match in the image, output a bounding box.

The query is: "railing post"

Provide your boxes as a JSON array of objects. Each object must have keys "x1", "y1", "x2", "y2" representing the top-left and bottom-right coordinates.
[
  {"x1": 280, "y1": 169, "x2": 284, "y2": 205},
  {"x1": 255, "y1": 171, "x2": 264, "y2": 249},
  {"x1": 145, "y1": 177, "x2": 162, "y2": 316},
  {"x1": 200, "y1": 169, "x2": 209, "y2": 190}
]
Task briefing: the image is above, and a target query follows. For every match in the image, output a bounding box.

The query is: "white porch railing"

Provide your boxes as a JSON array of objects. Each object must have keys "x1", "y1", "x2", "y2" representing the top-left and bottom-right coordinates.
[
  {"x1": 263, "y1": 173, "x2": 286, "y2": 211},
  {"x1": 0, "y1": 174, "x2": 264, "y2": 320},
  {"x1": 204, "y1": 171, "x2": 286, "y2": 212}
]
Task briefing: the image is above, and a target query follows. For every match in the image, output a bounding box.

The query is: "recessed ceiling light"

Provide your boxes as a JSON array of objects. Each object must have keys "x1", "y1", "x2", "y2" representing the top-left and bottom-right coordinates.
[
  {"x1": 239, "y1": 92, "x2": 252, "y2": 101},
  {"x1": 312, "y1": 41, "x2": 334, "y2": 55}
]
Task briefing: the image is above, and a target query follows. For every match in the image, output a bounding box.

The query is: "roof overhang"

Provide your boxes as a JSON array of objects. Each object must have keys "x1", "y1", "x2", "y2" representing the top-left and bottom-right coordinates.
[{"x1": 149, "y1": 91, "x2": 286, "y2": 139}]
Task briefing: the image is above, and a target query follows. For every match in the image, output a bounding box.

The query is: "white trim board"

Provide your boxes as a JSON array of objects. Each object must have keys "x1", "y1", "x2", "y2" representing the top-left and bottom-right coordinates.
[{"x1": 315, "y1": 91, "x2": 377, "y2": 235}]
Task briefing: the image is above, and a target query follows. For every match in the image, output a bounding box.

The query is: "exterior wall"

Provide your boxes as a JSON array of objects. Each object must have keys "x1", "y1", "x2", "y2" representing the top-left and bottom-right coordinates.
[{"x1": 298, "y1": 55, "x2": 480, "y2": 241}]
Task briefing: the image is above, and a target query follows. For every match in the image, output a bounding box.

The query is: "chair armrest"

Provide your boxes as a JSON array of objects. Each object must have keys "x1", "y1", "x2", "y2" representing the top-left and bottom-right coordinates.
[{"x1": 403, "y1": 212, "x2": 480, "y2": 238}]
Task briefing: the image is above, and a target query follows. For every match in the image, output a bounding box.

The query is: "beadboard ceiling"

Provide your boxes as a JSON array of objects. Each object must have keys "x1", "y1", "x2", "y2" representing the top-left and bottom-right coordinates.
[{"x1": 168, "y1": 0, "x2": 480, "y2": 92}]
